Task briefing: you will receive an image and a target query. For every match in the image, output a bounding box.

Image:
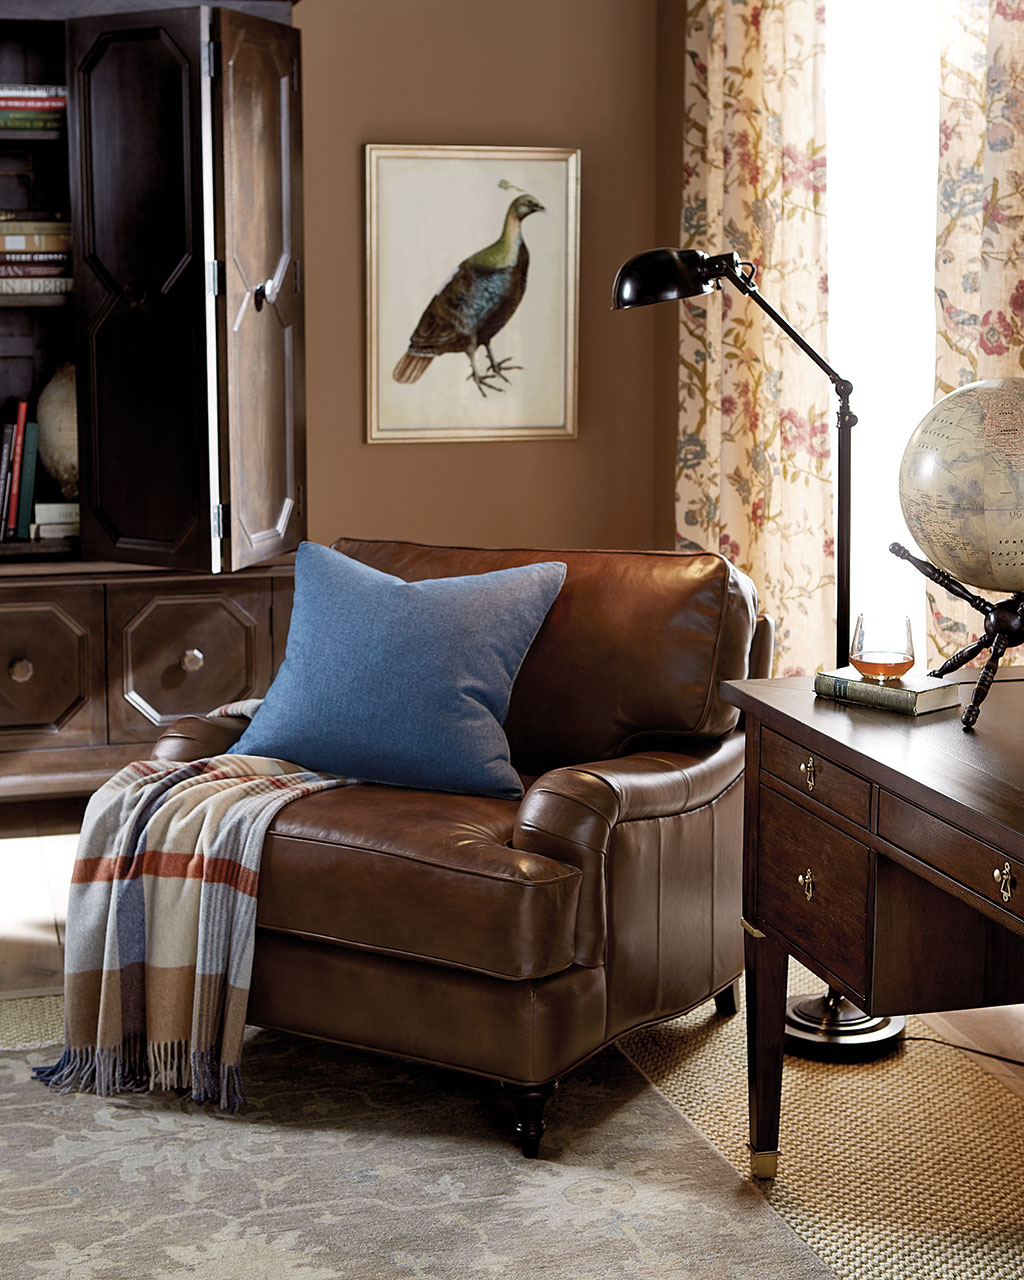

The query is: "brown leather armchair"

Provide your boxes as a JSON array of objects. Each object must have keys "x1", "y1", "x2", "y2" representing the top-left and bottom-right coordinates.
[{"x1": 153, "y1": 538, "x2": 772, "y2": 1155}]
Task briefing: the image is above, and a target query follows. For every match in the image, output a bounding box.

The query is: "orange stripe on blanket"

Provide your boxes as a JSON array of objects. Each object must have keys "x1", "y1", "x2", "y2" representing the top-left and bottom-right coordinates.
[{"x1": 72, "y1": 850, "x2": 258, "y2": 897}]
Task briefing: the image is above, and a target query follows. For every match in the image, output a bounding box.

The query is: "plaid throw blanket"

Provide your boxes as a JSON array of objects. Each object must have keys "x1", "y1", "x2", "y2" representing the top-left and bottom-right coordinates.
[{"x1": 36, "y1": 742, "x2": 343, "y2": 1111}]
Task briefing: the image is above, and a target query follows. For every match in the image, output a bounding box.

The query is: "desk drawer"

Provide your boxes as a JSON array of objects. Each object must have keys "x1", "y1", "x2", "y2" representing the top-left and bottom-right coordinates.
[
  {"x1": 878, "y1": 791, "x2": 1024, "y2": 925},
  {"x1": 757, "y1": 786, "x2": 871, "y2": 994},
  {"x1": 761, "y1": 729, "x2": 871, "y2": 827}
]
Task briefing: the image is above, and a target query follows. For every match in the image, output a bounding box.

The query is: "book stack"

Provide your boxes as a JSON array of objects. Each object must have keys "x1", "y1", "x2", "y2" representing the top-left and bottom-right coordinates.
[
  {"x1": 0, "y1": 401, "x2": 42, "y2": 542},
  {"x1": 0, "y1": 215, "x2": 71, "y2": 295},
  {"x1": 0, "y1": 83, "x2": 67, "y2": 134}
]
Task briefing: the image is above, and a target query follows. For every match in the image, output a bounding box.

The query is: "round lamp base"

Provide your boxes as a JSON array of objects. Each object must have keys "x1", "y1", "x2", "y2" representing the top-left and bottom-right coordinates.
[{"x1": 784, "y1": 990, "x2": 905, "y2": 1061}]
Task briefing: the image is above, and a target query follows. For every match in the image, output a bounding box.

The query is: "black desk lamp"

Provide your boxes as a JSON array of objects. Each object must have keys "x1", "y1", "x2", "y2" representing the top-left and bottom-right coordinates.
[
  {"x1": 611, "y1": 247, "x2": 856, "y2": 668},
  {"x1": 613, "y1": 247, "x2": 906, "y2": 1061}
]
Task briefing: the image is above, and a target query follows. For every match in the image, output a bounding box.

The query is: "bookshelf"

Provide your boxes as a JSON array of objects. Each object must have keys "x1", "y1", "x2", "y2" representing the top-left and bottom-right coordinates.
[{"x1": 0, "y1": 21, "x2": 72, "y2": 529}]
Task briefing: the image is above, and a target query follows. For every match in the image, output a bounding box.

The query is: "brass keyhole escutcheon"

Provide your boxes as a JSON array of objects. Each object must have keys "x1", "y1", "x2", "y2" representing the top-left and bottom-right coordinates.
[
  {"x1": 994, "y1": 862, "x2": 1014, "y2": 903},
  {"x1": 797, "y1": 869, "x2": 815, "y2": 901},
  {"x1": 799, "y1": 757, "x2": 816, "y2": 792}
]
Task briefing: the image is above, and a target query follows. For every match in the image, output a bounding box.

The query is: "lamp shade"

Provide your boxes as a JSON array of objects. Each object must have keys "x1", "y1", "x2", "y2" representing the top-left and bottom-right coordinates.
[{"x1": 610, "y1": 248, "x2": 716, "y2": 310}]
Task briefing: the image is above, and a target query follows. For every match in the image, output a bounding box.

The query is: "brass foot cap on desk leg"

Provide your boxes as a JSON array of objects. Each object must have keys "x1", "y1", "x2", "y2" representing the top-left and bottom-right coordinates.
[{"x1": 748, "y1": 1146, "x2": 779, "y2": 1179}]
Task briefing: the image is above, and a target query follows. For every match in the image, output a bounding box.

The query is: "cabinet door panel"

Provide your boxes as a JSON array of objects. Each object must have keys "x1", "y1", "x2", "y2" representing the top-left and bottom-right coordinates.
[
  {"x1": 68, "y1": 8, "x2": 212, "y2": 570},
  {"x1": 0, "y1": 585, "x2": 105, "y2": 750},
  {"x1": 216, "y1": 7, "x2": 305, "y2": 570},
  {"x1": 106, "y1": 578, "x2": 272, "y2": 742}
]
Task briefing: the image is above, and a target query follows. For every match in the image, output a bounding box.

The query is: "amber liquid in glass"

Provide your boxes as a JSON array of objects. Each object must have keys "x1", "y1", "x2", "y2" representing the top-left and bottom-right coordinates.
[{"x1": 849, "y1": 650, "x2": 914, "y2": 681}]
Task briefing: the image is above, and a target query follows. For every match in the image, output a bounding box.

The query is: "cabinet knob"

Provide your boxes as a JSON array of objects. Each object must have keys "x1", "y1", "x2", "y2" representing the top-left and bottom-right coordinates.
[
  {"x1": 799, "y1": 757, "x2": 817, "y2": 792},
  {"x1": 180, "y1": 648, "x2": 205, "y2": 673},
  {"x1": 994, "y1": 862, "x2": 1014, "y2": 903},
  {"x1": 8, "y1": 657, "x2": 33, "y2": 684},
  {"x1": 797, "y1": 869, "x2": 815, "y2": 901}
]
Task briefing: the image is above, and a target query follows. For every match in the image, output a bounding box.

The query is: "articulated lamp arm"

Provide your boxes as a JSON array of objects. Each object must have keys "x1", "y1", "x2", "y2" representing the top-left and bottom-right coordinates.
[{"x1": 611, "y1": 247, "x2": 856, "y2": 667}]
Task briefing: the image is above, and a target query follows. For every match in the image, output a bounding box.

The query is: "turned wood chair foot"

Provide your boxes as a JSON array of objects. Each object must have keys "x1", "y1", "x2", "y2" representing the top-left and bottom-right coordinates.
[{"x1": 502, "y1": 1080, "x2": 558, "y2": 1157}]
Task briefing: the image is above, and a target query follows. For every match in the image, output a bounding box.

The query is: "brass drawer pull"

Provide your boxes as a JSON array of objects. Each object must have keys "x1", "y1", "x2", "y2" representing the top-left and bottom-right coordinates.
[
  {"x1": 180, "y1": 648, "x2": 205, "y2": 672},
  {"x1": 8, "y1": 657, "x2": 34, "y2": 684},
  {"x1": 797, "y1": 869, "x2": 815, "y2": 901},
  {"x1": 799, "y1": 757, "x2": 816, "y2": 792},
  {"x1": 994, "y1": 862, "x2": 1014, "y2": 903}
]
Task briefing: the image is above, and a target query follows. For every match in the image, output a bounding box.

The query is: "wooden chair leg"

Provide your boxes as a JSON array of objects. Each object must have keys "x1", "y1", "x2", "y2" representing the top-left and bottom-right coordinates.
[
  {"x1": 502, "y1": 1079, "x2": 558, "y2": 1157},
  {"x1": 714, "y1": 977, "x2": 742, "y2": 1017}
]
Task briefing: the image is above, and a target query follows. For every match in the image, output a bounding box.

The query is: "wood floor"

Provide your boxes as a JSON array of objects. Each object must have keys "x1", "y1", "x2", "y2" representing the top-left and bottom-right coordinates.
[
  {"x1": 0, "y1": 798, "x2": 86, "y2": 999},
  {"x1": 3, "y1": 796, "x2": 1024, "y2": 1102}
]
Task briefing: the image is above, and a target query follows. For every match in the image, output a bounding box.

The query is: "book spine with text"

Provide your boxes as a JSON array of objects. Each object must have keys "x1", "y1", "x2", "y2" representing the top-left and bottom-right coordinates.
[
  {"x1": 0, "y1": 277, "x2": 72, "y2": 294},
  {"x1": 0, "y1": 263, "x2": 70, "y2": 277},
  {"x1": 814, "y1": 671, "x2": 927, "y2": 712},
  {"x1": 0, "y1": 234, "x2": 71, "y2": 252}
]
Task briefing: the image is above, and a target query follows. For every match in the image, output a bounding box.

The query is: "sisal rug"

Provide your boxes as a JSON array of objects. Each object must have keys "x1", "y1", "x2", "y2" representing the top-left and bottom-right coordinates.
[
  {"x1": 1, "y1": 1022, "x2": 835, "y2": 1280},
  {"x1": 621, "y1": 964, "x2": 1024, "y2": 1280}
]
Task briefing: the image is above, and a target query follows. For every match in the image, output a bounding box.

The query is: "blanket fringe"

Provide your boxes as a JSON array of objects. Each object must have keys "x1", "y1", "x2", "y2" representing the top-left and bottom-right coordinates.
[
  {"x1": 191, "y1": 1046, "x2": 247, "y2": 1113},
  {"x1": 33, "y1": 1034, "x2": 149, "y2": 1097},
  {"x1": 149, "y1": 1038, "x2": 192, "y2": 1092},
  {"x1": 35, "y1": 1038, "x2": 246, "y2": 1112}
]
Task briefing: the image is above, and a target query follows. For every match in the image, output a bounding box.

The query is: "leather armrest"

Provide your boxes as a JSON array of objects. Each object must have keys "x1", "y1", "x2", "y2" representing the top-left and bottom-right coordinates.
[
  {"x1": 150, "y1": 715, "x2": 248, "y2": 763},
  {"x1": 513, "y1": 731, "x2": 746, "y2": 964}
]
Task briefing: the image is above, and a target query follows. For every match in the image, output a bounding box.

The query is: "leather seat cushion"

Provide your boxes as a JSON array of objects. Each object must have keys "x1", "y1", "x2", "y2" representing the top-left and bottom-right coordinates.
[{"x1": 256, "y1": 784, "x2": 583, "y2": 981}]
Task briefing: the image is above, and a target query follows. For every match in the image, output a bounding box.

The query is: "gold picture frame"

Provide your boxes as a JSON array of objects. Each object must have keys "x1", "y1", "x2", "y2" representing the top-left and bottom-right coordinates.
[{"x1": 366, "y1": 144, "x2": 580, "y2": 443}]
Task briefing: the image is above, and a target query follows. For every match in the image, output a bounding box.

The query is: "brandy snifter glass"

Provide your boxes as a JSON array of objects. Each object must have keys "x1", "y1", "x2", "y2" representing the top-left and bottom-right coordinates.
[{"x1": 849, "y1": 612, "x2": 915, "y2": 682}]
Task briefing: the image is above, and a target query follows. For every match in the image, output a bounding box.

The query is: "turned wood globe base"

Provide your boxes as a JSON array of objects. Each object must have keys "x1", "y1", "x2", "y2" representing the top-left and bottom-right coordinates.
[{"x1": 890, "y1": 542, "x2": 1024, "y2": 729}]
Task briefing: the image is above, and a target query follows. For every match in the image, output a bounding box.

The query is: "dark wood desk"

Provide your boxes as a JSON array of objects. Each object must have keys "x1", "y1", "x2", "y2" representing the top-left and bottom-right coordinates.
[{"x1": 722, "y1": 676, "x2": 1024, "y2": 1178}]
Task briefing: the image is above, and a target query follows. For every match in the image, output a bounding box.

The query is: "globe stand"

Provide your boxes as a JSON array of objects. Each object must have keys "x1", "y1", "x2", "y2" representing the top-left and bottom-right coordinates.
[{"x1": 890, "y1": 542, "x2": 1024, "y2": 729}]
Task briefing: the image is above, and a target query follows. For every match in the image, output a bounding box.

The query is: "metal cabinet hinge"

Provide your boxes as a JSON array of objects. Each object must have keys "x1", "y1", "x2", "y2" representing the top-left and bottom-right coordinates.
[
  {"x1": 203, "y1": 40, "x2": 221, "y2": 78},
  {"x1": 212, "y1": 504, "x2": 229, "y2": 540},
  {"x1": 207, "y1": 260, "x2": 226, "y2": 297}
]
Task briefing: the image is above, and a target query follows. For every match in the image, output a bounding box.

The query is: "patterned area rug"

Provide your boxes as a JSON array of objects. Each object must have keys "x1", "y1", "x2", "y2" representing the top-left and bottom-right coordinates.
[{"x1": 2, "y1": 1021, "x2": 835, "y2": 1280}]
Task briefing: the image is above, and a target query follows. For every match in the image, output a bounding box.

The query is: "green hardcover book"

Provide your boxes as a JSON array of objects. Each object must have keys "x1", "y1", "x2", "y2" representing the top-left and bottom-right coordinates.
[
  {"x1": 813, "y1": 665, "x2": 961, "y2": 716},
  {"x1": 14, "y1": 420, "x2": 38, "y2": 539}
]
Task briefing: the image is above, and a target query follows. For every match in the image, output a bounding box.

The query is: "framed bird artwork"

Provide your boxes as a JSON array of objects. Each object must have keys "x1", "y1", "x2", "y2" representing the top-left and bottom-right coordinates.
[{"x1": 366, "y1": 144, "x2": 580, "y2": 443}]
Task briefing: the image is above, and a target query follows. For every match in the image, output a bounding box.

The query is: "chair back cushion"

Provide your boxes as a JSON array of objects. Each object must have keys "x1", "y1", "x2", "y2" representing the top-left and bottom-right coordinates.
[{"x1": 333, "y1": 539, "x2": 759, "y2": 774}]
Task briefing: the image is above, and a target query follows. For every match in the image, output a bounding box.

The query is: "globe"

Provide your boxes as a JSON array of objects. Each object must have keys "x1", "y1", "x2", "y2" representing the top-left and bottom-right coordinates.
[{"x1": 898, "y1": 377, "x2": 1024, "y2": 593}]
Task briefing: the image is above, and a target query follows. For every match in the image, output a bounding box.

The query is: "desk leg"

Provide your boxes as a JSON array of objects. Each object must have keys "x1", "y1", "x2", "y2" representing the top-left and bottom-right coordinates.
[{"x1": 744, "y1": 927, "x2": 788, "y2": 1178}]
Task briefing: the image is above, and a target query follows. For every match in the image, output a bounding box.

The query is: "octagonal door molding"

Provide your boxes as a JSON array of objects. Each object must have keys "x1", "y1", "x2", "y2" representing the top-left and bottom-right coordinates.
[
  {"x1": 106, "y1": 581, "x2": 273, "y2": 742},
  {"x1": 0, "y1": 586, "x2": 106, "y2": 750}
]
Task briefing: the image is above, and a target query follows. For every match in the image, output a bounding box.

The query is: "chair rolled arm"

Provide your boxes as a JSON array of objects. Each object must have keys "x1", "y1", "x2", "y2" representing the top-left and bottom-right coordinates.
[
  {"x1": 150, "y1": 715, "x2": 248, "y2": 763},
  {"x1": 514, "y1": 732, "x2": 746, "y2": 965}
]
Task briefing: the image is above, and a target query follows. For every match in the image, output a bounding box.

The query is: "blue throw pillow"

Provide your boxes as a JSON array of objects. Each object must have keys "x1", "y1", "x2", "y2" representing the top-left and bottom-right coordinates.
[{"x1": 229, "y1": 542, "x2": 566, "y2": 798}]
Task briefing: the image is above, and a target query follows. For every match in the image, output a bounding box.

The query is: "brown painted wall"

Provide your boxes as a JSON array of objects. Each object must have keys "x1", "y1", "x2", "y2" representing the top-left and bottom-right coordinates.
[{"x1": 292, "y1": 0, "x2": 664, "y2": 551}]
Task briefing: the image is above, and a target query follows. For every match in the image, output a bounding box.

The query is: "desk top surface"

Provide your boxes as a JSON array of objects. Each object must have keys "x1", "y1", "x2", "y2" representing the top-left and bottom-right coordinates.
[{"x1": 723, "y1": 675, "x2": 1024, "y2": 856}]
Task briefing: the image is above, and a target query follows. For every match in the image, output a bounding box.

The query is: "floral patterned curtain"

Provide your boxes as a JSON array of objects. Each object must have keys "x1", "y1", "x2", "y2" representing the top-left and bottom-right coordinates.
[
  {"x1": 931, "y1": 0, "x2": 1024, "y2": 665},
  {"x1": 679, "y1": 0, "x2": 833, "y2": 675}
]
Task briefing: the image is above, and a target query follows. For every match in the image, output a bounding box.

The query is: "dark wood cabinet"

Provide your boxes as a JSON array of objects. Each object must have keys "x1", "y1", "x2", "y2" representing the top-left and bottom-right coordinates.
[
  {"x1": 1, "y1": 0, "x2": 304, "y2": 574},
  {"x1": 67, "y1": 4, "x2": 305, "y2": 571},
  {"x1": 0, "y1": 560, "x2": 292, "y2": 799},
  {"x1": 0, "y1": 2, "x2": 303, "y2": 800}
]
